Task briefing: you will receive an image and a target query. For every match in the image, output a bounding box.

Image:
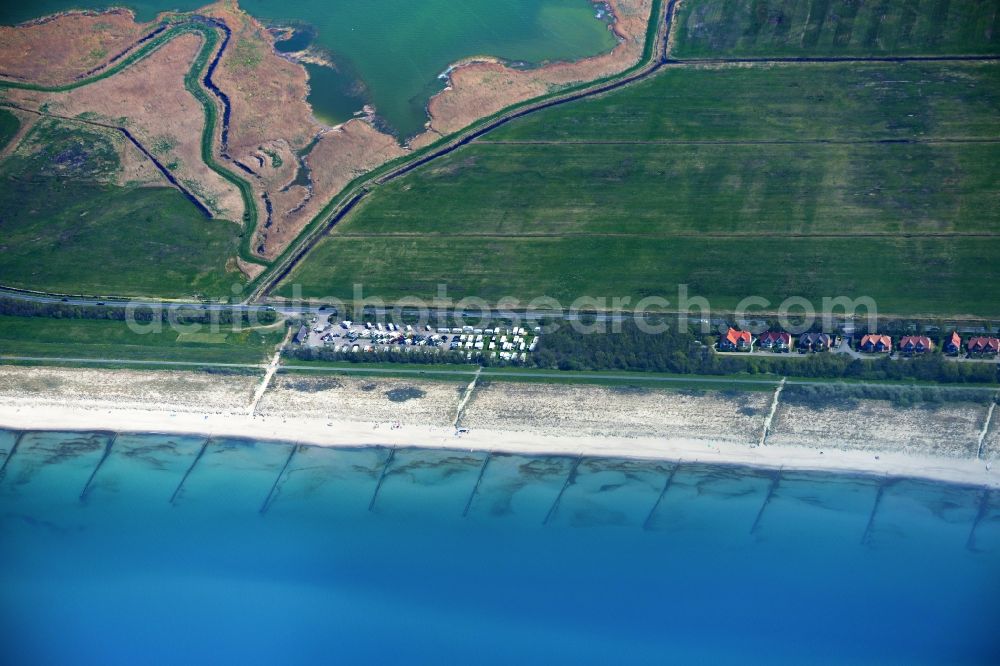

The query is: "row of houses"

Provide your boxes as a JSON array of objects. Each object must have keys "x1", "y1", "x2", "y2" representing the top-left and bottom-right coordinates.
[
  {"x1": 718, "y1": 328, "x2": 832, "y2": 353},
  {"x1": 719, "y1": 327, "x2": 1000, "y2": 358},
  {"x1": 857, "y1": 334, "x2": 935, "y2": 355},
  {"x1": 861, "y1": 333, "x2": 1000, "y2": 357}
]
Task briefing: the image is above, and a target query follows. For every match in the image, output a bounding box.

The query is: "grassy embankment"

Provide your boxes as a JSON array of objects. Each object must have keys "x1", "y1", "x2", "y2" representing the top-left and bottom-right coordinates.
[
  {"x1": 277, "y1": 358, "x2": 999, "y2": 395},
  {"x1": 0, "y1": 119, "x2": 246, "y2": 297},
  {"x1": 670, "y1": 0, "x2": 1000, "y2": 57},
  {"x1": 0, "y1": 314, "x2": 283, "y2": 365},
  {"x1": 278, "y1": 57, "x2": 1000, "y2": 317},
  {"x1": 276, "y1": 358, "x2": 784, "y2": 391},
  {"x1": 0, "y1": 18, "x2": 267, "y2": 295}
]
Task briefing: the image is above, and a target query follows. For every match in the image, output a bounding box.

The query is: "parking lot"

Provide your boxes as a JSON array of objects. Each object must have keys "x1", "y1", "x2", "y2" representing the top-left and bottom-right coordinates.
[{"x1": 296, "y1": 315, "x2": 540, "y2": 362}]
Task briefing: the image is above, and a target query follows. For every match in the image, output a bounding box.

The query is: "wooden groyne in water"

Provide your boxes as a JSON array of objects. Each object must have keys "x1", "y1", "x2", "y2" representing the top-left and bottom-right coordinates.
[
  {"x1": 170, "y1": 437, "x2": 212, "y2": 505},
  {"x1": 966, "y1": 488, "x2": 992, "y2": 551},
  {"x1": 462, "y1": 452, "x2": 492, "y2": 517},
  {"x1": 861, "y1": 479, "x2": 893, "y2": 545},
  {"x1": 259, "y1": 444, "x2": 299, "y2": 514},
  {"x1": 544, "y1": 456, "x2": 582, "y2": 525},
  {"x1": 642, "y1": 462, "x2": 679, "y2": 530},
  {"x1": 0, "y1": 430, "x2": 25, "y2": 484},
  {"x1": 750, "y1": 469, "x2": 782, "y2": 534},
  {"x1": 368, "y1": 446, "x2": 397, "y2": 511},
  {"x1": 79, "y1": 432, "x2": 117, "y2": 503}
]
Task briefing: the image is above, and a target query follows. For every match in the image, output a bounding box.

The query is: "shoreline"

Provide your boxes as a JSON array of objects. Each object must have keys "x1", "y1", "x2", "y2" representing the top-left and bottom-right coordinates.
[{"x1": 1, "y1": 403, "x2": 995, "y2": 489}]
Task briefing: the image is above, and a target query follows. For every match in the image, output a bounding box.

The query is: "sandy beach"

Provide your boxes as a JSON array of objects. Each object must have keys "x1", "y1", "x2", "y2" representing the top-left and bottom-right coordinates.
[{"x1": 0, "y1": 365, "x2": 995, "y2": 488}]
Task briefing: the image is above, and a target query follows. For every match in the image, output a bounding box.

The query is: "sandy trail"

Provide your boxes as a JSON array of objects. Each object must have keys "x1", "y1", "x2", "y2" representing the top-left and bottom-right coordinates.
[{"x1": 249, "y1": 327, "x2": 293, "y2": 416}]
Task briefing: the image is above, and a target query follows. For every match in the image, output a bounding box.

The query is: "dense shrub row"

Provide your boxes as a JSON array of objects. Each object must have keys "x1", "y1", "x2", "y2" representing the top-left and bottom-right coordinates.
[
  {"x1": 0, "y1": 297, "x2": 277, "y2": 326},
  {"x1": 529, "y1": 323, "x2": 999, "y2": 384}
]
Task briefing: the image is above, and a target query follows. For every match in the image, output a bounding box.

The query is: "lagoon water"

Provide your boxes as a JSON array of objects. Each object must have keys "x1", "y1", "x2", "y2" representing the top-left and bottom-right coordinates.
[
  {"x1": 1, "y1": 429, "x2": 999, "y2": 664},
  {"x1": 2, "y1": 0, "x2": 617, "y2": 136}
]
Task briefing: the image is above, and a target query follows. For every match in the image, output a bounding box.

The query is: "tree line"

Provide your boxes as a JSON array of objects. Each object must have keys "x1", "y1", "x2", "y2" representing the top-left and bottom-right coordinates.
[
  {"x1": 284, "y1": 319, "x2": 999, "y2": 385},
  {"x1": 528, "y1": 322, "x2": 999, "y2": 384},
  {"x1": 0, "y1": 297, "x2": 277, "y2": 326}
]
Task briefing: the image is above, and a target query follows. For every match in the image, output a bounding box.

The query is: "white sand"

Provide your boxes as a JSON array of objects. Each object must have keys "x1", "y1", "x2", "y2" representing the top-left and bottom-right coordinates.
[
  {"x1": 461, "y1": 382, "x2": 769, "y2": 443},
  {"x1": 0, "y1": 365, "x2": 995, "y2": 488},
  {"x1": 982, "y1": 403, "x2": 1000, "y2": 462},
  {"x1": 768, "y1": 400, "x2": 987, "y2": 458}
]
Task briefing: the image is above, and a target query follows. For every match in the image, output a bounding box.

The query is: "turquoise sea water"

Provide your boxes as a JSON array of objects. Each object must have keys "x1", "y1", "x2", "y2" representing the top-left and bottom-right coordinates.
[
  {"x1": 1, "y1": 431, "x2": 999, "y2": 664},
  {"x1": 1, "y1": 0, "x2": 617, "y2": 136}
]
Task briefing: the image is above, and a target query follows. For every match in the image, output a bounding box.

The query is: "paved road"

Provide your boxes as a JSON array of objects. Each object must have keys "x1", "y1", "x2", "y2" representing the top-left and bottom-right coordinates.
[{"x1": 0, "y1": 286, "x2": 737, "y2": 327}]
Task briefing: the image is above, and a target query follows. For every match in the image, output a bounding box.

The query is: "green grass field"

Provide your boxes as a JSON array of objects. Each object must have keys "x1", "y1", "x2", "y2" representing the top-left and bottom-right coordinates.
[
  {"x1": 0, "y1": 119, "x2": 247, "y2": 298},
  {"x1": 0, "y1": 315, "x2": 284, "y2": 364},
  {"x1": 319, "y1": 142, "x2": 999, "y2": 236},
  {"x1": 671, "y1": 0, "x2": 1000, "y2": 57},
  {"x1": 278, "y1": 235, "x2": 999, "y2": 315},
  {"x1": 278, "y1": 63, "x2": 1000, "y2": 316},
  {"x1": 487, "y1": 62, "x2": 1000, "y2": 142}
]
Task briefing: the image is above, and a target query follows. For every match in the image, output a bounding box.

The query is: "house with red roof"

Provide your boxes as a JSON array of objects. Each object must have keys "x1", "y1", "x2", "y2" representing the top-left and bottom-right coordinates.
[
  {"x1": 899, "y1": 336, "x2": 934, "y2": 355},
  {"x1": 718, "y1": 328, "x2": 753, "y2": 352},
  {"x1": 967, "y1": 336, "x2": 1000, "y2": 357},
  {"x1": 859, "y1": 334, "x2": 892, "y2": 353},
  {"x1": 758, "y1": 331, "x2": 791, "y2": 352},
  {"x1": 943, "y1": 332, "x2": 962, "y2": 356}
]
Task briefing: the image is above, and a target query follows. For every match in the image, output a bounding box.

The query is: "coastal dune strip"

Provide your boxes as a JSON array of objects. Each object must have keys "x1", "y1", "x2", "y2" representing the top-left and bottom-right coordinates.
[{"x1": 1, "y1": 366, "x2": 998, "y2": 489}]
